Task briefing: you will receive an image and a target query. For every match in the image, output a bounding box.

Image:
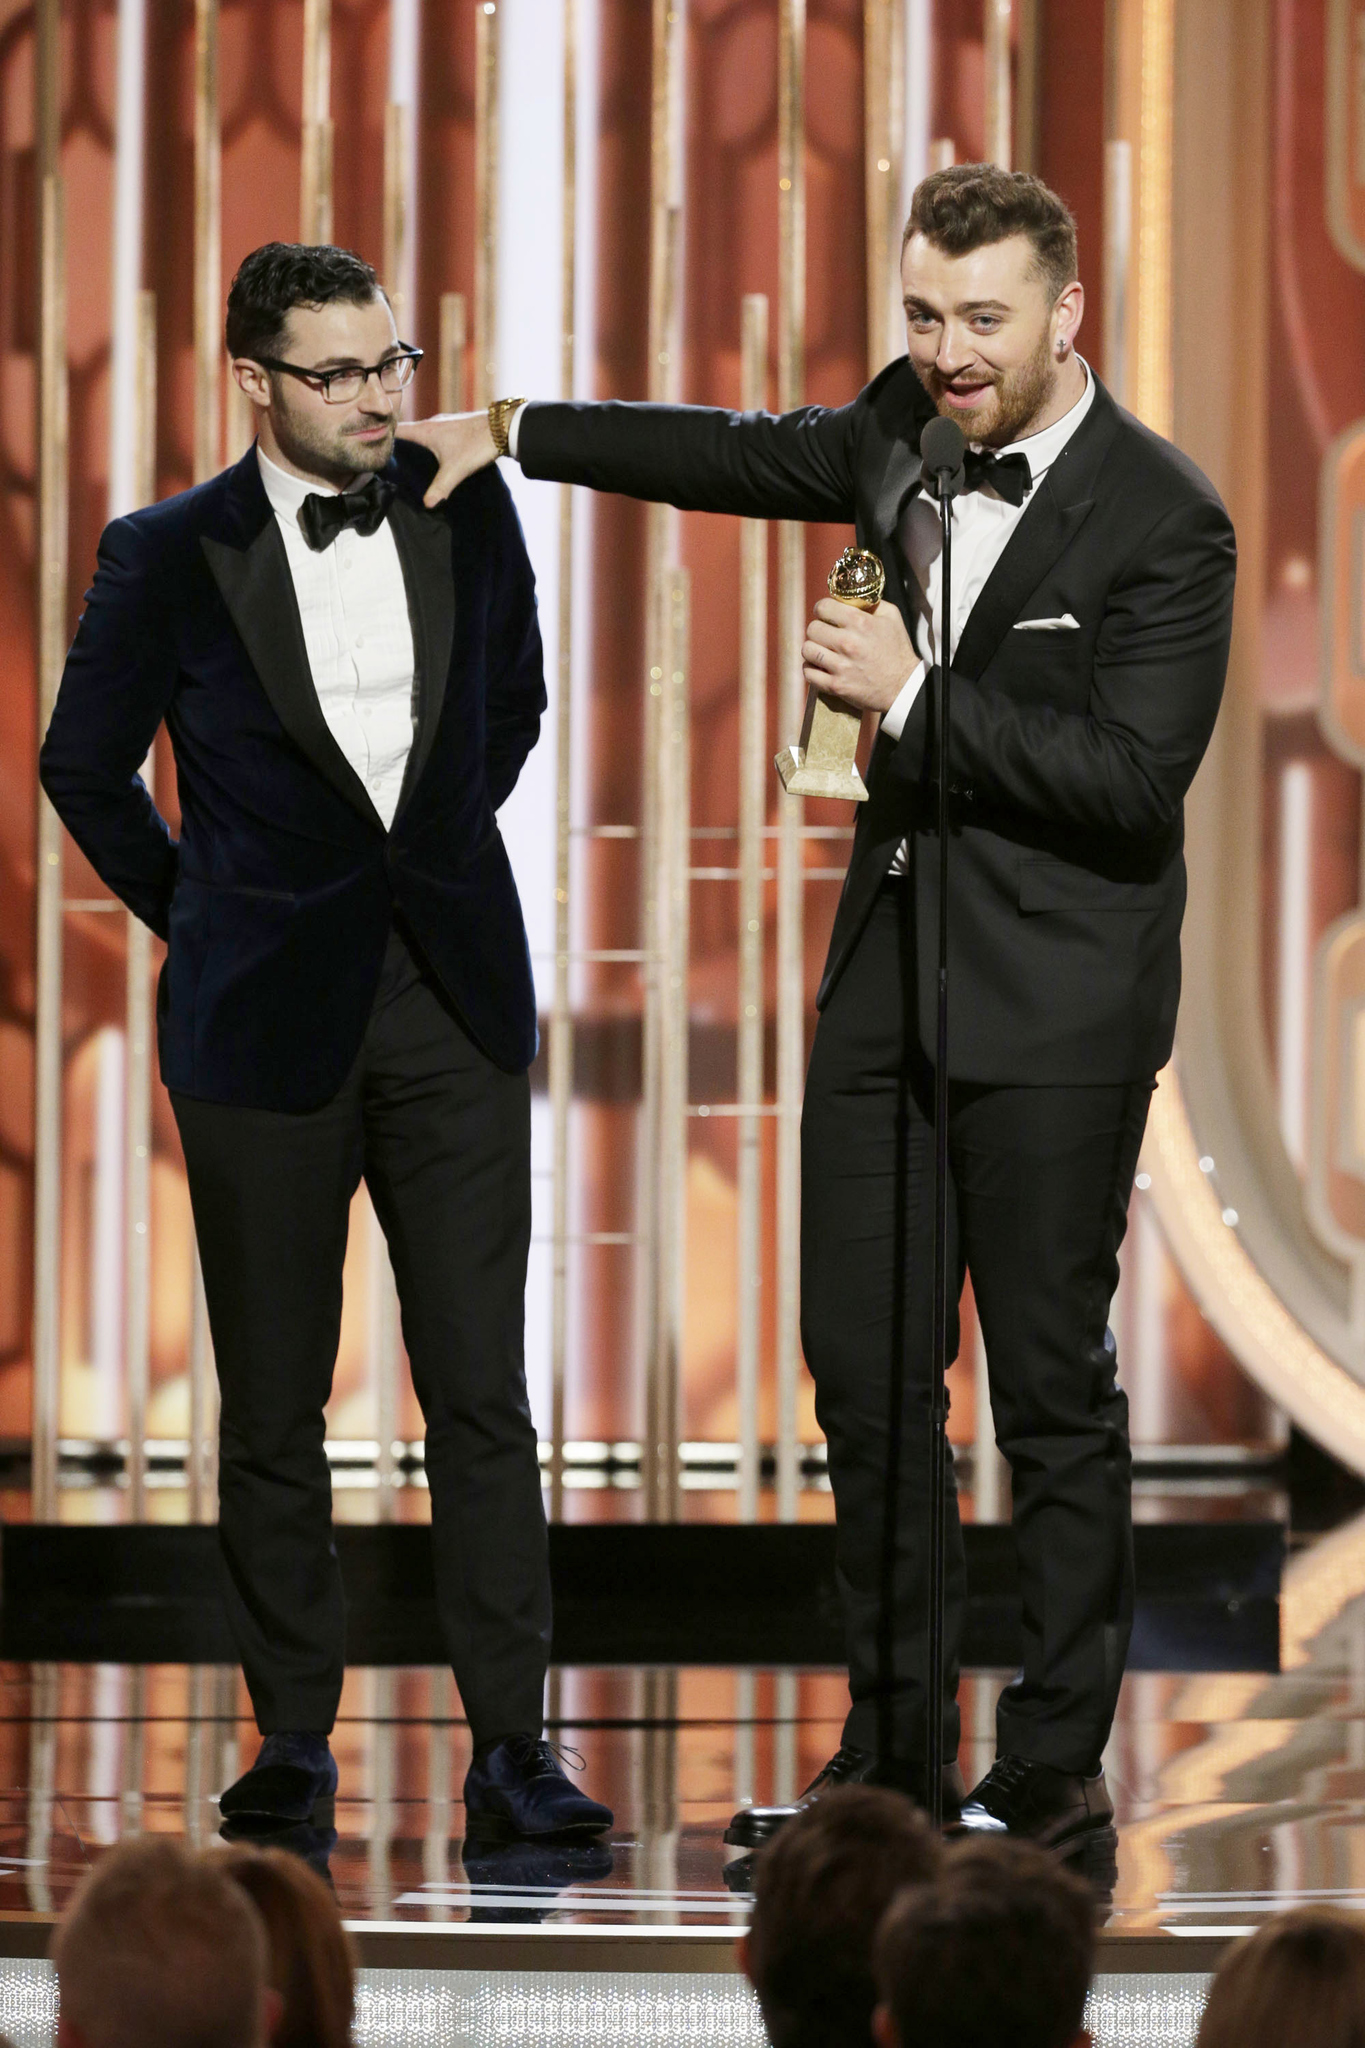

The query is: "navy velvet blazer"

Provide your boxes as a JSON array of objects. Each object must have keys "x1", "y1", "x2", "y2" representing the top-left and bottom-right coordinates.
[{"x1": 40, "y1": 443, "x2": 546, "y2": 1112}]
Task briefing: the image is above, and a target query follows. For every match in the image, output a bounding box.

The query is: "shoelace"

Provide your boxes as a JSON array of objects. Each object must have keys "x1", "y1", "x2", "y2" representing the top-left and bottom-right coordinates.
[
  {"x1": 506, "y1": 1736, "x2": 587, "y2": 1778},
  {"x1": 810, "y1": 1746, "x2": 869, "y2": 1791},
  {"x1": 980, "y1": 1753, "x2": 1034, "y2": 1797}
]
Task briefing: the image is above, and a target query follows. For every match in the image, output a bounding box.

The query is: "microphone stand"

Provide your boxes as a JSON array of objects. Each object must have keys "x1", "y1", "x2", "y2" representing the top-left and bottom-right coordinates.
[{"x1": 927, "y1": 454, "x2": 962, "y2": 1829}]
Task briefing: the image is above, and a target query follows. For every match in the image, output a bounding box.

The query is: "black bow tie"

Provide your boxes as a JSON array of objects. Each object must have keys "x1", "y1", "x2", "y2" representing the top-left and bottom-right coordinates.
[
  {"x1": 961, "y1": 448, "x2": 1032, "y2": 506},
  {"x1": 297, "y1": 474, "x2": 397, "y2": 551}
]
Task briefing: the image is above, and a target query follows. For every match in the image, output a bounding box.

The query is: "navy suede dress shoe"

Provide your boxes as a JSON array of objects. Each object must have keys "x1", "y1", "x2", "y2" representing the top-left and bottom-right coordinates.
[
  {"x1": 463, "y1": 1735, "x2": 614, "y2": 1840},
  {"x1": 219, "y1": 1732, "x2": 338, "y2": 1825}
]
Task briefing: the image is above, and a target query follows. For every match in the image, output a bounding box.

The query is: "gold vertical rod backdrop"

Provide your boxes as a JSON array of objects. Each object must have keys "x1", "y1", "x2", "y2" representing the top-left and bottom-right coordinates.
[
  {"x1": 370, "y1": 1209, "x2": 398, "y2": 1518},
  {"x1": 1014, "y1": 0, "x2": 1041, "y2": 175},
  {"x1": 188, "y1": 1253, "x2": 216, "y2": 1520},
  {"x1": 1103, "y1": 138, "x2": 1132, "y2": 407},
  {"x1": 775, "y1": 0, "x2": 806, "y2": 1523},
  {"x1": 1134, "y1": 0, "x2": 1174, "y2": 436},
  {"x1": 300, "y1": 0, "x2": 334, "y2": 244},
  {"x1": 125, "y1": 290, "x2": 158, "y2": 1521},
  {"x1": 863, "y1": 0, "x2": 903, "y2": 380},
  {"x1": 651, "y1": 570, "x2": 690, "y2": 1525},
  {"x1": 736, "y1": 293, "x2": 768, "y2": 1524},
  {"x1": 438, "y1": 292, "x2": 467, "y2": 413},
  {"x1": 373, "y1": 0, "x2": 421, "y2": 1503},
  {"x1": 32, "y1": 0, "x2": 67, "y2": 1523},
  {"x1": 984, "y1": 0, "x2": 1013, "y2": 169},
  {"x1": 188, "y1": 0, "x2": 223, "y2": 1519},
  {"x1": 549, "y1": 0, "x2": 578, "y2": 1521},
  {"x1": 194, "y1": 0, "x2": 221, "y2": 485},
  {"x1": 473, "y1": 4, "x2": 499, "y2": 411},
  {"x1": 641, "y1": 0, "x2": 686, "y2": 1521},
  {"x1": 383, "y1": 102, "x2": 411, "y2": 325}
]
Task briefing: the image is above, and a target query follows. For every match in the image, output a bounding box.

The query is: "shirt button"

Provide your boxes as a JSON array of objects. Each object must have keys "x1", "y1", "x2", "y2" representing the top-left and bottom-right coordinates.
[{"x1": 354, "y1": 635, "x2": 366, "y2": 649}]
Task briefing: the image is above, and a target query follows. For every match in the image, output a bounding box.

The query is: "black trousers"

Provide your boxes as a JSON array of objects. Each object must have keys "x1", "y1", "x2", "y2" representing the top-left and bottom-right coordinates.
[
  {"x1": 172, "y1": 925, "x2": 550, "y2": 1743},
  {"x1": 801, "y1": 884, "x2": 1151, "y2": 1776}
]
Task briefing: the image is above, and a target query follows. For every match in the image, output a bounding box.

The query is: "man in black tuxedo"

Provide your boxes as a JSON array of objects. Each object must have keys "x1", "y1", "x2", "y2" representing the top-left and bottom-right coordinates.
[
  {"x1": 403, "y1": 165, "x2": 1236, "y2": 1846},
  {"x1": 41, "y1": 242, "x2": 611, "y2": 1840}
]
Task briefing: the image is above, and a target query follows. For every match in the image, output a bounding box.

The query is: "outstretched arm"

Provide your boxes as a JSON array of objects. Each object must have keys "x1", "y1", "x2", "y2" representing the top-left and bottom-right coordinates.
[
  {"x1": 39, "y1": 517, "x2": 180, "y2": 937},
  {"x1": 399, "y1": 394, "x2": 861, "y2": 524}
]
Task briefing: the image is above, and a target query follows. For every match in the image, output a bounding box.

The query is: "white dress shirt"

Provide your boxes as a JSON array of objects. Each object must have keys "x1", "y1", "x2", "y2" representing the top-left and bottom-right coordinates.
[
  {"x1": 257, "y1": 447, "x2": 416, "y2": 831},
  {"x1": 881, "y1": 359, "x2": 1095, "y2": 874}
]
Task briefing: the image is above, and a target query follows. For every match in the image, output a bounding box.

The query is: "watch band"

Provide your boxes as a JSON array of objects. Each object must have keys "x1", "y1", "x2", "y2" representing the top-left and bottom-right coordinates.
[{"x1": 488, "y1": 396, "x2": 526, "y2": 459}]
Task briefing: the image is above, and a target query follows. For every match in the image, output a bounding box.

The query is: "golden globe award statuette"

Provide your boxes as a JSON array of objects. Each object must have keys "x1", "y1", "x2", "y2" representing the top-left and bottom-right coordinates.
[{"x1": 774, "y1": 545, "x2": 883, "y2": 803}]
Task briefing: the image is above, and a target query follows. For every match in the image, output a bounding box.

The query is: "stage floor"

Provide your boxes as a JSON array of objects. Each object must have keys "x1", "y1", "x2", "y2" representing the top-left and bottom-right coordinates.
[
  {"x1": 0, "y1": 1492, "x2": 1362, "y2": 2043},
  {"x1": 2, "y1": 1553, "x2": 1365, "y2": 1943}
]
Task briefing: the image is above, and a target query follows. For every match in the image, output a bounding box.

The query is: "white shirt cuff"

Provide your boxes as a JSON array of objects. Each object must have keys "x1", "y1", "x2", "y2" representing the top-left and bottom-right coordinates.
[
  {"x1": 879, "y1": 662, "x2": 927, "y2": 742},
  {"x1": 506, "y1": 402, "x2": 530, "y2": 460}
]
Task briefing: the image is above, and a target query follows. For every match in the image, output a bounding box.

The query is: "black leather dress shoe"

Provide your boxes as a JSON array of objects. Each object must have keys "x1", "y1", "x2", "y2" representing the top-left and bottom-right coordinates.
[
  {"x1": 725, "y1": 1744, "x2": 966, "y2": 1849},
  {"x1": 219, "y1": 1732, "x2": 337, "y2": 1826},
  {"x1": 463, "y1": 1735, "x2": 614, "y2": 1841},
  {"x1": 954, "y1": 1754, "x2": 1113, "y2": 1847}
]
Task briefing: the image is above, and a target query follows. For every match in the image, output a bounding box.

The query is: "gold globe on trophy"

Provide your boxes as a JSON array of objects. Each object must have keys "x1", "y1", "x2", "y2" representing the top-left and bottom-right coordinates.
[{"x1": 774, "y1": 545, "x2": 884, "y2": 802}]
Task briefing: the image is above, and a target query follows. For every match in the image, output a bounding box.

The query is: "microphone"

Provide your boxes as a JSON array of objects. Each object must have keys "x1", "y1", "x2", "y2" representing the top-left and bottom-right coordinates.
[{"x1": 919, "y1": 414, "x2": 966, "y2": 499}]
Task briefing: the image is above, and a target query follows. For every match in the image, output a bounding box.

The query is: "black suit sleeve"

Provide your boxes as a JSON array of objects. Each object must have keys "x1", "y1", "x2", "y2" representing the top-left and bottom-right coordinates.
[
  {"x1": 39, "y1": 515, "x2": 180, "y2": 937},
  {"x1": 886, "y1": 493, "x2": 1237, "y2": 838},
  {"x1": 481, "y1": 474, "x2": 547, "y2": 811},
  {"x1": 516, "y1": 397, "x2": 860, "y2": 523}
]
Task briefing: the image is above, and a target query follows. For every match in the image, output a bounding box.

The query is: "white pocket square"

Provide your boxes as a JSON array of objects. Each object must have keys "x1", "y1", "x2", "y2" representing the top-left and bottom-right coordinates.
[{"x1": 1014, "y1": 612, "x2": 1080, "y2": 631}]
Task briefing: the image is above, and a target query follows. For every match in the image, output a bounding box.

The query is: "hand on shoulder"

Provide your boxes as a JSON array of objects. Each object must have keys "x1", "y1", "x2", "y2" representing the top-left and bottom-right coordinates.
[{"x1": 396, "y1": 411, "x2": 499, "y2": 507}]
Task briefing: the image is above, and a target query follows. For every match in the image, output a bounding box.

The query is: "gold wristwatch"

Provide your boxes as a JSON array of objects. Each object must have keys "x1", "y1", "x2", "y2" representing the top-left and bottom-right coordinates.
[{"x1": 488, "y1": 396, "x2": 526, "y2": 459}]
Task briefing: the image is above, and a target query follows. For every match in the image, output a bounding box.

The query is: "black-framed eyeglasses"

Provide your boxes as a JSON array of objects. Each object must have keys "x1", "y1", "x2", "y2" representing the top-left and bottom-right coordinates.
[{"x1": 254, "y1": 345, "x2": 425, "y2": 405}]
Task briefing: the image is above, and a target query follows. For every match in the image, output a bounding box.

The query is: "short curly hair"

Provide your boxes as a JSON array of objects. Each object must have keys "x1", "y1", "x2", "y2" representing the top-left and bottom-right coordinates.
[
  {"x1": 225, "y1": 242, "x2": 387, "y2": 362},
  {"x1": 875, "y1": 1835, "x2": 1096, "y2": 2048},
  {"x1": 747, "y1": 1786, "x2": 940, "y2": 2048},
  {"x1": 903, "y1": 164, "x2": 1079, "y2": 302}
]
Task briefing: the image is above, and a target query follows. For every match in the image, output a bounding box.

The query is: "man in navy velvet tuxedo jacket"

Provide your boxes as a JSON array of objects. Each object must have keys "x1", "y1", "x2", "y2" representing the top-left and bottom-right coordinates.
[{"x1": 40, "y1": 244, "x2": 611, "y2": 1841}]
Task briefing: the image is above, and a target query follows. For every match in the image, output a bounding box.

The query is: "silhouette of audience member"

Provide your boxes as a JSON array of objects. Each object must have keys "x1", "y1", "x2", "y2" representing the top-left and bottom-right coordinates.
[
  {"x1": 222, "y1": 1845, "x2": 356, "y2": 2048},
  {"x1": 740, "y1": 1785, "x2": 941, "y2": 2048},
  {"x1": 53, "y1": 1837, "x2": 277, "y2": 2048},
  {"x1": 874, "y1": 1835, "x2": 1095, "y2": 2048},
  {"x1": 1196, "y1": 1906, "x2": 1365, "y2": 2048}
]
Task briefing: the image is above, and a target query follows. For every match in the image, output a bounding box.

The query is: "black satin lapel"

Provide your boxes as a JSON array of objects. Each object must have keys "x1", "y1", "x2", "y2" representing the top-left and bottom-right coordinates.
[
  {"x1": 948, "y1": 483, "x2": 1095, "y2": 682},
  {"x1": 388, "y1": 496, "x2": 456, "y2": 807},
  {"x1": 200, "y1": 523, "x2": 385, "y2": 829},
  {"x1": 874, "y1": 444, "x2": 924, "y2": 551}
]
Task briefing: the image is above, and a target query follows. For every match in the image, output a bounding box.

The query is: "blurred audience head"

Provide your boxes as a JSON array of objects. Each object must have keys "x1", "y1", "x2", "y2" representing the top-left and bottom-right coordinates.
[
  {"x1": 740, "y1": 1784, "x2": 941, "y2": 2048},
  {"x1": 222, "y1": 1844, "x2": 356, "y2": 2048},
  {"x1": 1196, "y1": 1906, "x2": 1365, "y2": 2048},
  {"x1": 874, "y1": 1834, "x2": 1095, "y2": 2048},
  {"x1": 53, "y1": 1837, "x2": 275, "y2": 2048}
]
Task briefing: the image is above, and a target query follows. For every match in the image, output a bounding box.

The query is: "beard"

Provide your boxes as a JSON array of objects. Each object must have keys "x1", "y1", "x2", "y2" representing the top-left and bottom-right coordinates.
[
  {"x1": 269, "y1": 393, "x2": 396, "y2": 487},
  {"x1": 927, "y1": 328, "x2": 1057, "y2": 447}
]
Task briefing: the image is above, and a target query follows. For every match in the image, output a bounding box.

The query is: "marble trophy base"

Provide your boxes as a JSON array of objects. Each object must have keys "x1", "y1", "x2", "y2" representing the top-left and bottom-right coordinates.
[{"x1": 775, "y1": 691, "x2": 869, "y2": 802}]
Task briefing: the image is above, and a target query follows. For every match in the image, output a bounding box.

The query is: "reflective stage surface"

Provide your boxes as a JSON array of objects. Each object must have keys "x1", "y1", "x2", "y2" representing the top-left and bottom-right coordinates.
[
  {"x1": 1, "y1": 1494, "x2": 1364, "y2": 2043},
  {"x1": 4, "y1": 1602, "x2": 1365, "y2": 1939}
]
